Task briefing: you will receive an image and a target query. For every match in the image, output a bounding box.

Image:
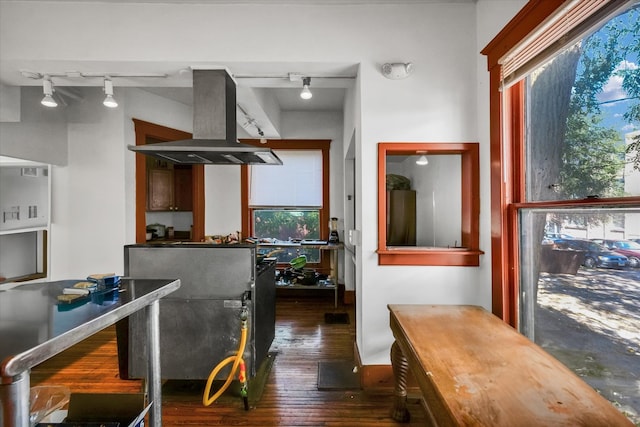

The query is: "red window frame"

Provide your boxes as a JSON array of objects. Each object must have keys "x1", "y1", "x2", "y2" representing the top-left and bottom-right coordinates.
[
  {"x1": 240, "y1": 139, "x2": 331, "y2": 270},
  {"x1": 482, "y1": 0, "x2": 640, "y2": 326}
]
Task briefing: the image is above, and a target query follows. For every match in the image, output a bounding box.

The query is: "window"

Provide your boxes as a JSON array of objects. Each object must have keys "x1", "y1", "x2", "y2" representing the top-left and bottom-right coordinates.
[
  {"x1": 0, "y1": 157, "x2": 49, "y2": 283},
  {"x1": 483, "y1": 1, "x2": 640, "y2": 422},
  {"x1": 241, "y1": 140, "x2": 331, "y2": 266},
  {"x1": 377, "y1": 142, "x2": 482, "y2": 266}
]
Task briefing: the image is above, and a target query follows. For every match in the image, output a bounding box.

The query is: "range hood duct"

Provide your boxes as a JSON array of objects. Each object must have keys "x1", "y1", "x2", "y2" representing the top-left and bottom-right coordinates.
[{"x1": 128, "y1": 69, "x2": 282, "y2": 165}]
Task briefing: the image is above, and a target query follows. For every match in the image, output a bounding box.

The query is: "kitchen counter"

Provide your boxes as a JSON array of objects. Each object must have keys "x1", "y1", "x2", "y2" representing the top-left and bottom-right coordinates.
[
  {"x1": 121, "y1": 244, "x2": 276, "y2": 380},
  {"x1": 0, "y1": 278, "x2": 181, "y2": 427},
  {"x1": 139, "y1": 241, "x2": 256, "y2": 247}
]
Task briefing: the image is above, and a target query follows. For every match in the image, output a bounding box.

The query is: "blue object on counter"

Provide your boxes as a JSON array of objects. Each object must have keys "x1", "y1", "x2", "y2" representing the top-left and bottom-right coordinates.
[{"x1": 87, "y1": 274, "x2": 121, "y2": 287}]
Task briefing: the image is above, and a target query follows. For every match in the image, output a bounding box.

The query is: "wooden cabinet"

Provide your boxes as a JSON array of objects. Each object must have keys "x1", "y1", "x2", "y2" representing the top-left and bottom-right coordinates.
[
  {"x1": 147, "y1": 163, "x2": 193, "y2": 212},
  {"x1": 173, "y1": 167, "x2": 193, "y2": 211}
]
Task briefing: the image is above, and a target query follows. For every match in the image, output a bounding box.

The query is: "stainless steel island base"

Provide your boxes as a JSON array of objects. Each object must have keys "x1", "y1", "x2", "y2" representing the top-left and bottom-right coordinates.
[
  {"x1": 0, "y1": 278, "x2": 180, "y2": 427},
  {"x1": 123, "y1": 244, "x2": 276, "y2": 382}
]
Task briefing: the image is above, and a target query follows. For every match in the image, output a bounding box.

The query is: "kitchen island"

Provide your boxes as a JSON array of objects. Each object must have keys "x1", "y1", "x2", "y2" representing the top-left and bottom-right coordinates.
[{"x1": 121, "y1": 243, "x2": 276, "y2": 381}]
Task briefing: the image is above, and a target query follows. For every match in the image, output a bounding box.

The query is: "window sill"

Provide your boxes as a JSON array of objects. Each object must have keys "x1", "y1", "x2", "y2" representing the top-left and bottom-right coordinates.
[{"x1": 377, "y1": 247, "x2": 484, "y2": 266}]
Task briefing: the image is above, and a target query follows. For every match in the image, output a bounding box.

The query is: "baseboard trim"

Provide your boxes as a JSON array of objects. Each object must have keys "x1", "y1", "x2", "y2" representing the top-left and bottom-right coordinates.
[
  {"x1": 343, "y1": 289, "x2": 355, "y2": 305},
  {"x1": 353, "y1": 341, "x2": 419, "y2": 391}
]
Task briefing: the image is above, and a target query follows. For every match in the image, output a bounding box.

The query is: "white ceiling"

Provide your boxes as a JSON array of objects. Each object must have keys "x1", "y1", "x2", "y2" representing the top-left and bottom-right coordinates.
[
  {"x1": 0, "y1": 0, "x2": 474, "y2": 137},
  {"x1": 4, "y1": 0, "x2": 474, "y2": 3}
]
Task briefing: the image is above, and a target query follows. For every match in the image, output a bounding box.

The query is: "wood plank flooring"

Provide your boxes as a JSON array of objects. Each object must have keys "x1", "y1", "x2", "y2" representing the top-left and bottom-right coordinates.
[{"x1": 31, "y1": 295, "x2": 427, "y2": 426}]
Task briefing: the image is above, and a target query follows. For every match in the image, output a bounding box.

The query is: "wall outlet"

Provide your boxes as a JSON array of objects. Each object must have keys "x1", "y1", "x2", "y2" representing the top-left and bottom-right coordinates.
[
  {"x1": 3, "y1": 206, "x2": 20, "y2": 223},
  {"x1": 348, "y1": 229, "x2": 361, "y2": 246}
]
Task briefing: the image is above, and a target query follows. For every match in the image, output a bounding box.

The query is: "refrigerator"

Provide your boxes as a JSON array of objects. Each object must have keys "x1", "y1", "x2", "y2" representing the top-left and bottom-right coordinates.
[{"x1": 386, "y1": 190, "x2": 416, "y2": 246}]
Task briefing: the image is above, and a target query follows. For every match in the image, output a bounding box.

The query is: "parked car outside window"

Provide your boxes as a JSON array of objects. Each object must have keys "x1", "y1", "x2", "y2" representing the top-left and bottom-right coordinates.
[
  {"x1": 551, "y1": 238, "x2": 628, "y2": 269},
  {"x1": 542, "y1": 233, "x2": 576, "y2": 245},
  {"x1": 591, "y1": 239, "x2": 640, "y2": 268}
]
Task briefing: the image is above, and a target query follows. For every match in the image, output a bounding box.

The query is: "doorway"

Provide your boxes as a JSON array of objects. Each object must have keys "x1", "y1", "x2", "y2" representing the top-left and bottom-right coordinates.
[{"x1": 132, "y1": 119, "x2": 204, "y2": 243}]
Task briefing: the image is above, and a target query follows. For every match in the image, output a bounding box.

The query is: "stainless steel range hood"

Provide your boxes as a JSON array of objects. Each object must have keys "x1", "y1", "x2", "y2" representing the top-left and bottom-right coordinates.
[{"x1": 128, "y1": 69, "x2": 282, "y2": 165}]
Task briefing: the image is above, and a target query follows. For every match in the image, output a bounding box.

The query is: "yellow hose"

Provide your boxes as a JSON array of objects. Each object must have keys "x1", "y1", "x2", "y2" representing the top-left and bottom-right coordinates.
[{"x1": 202, "y1": 324, "x2": 248, "y2": 406}]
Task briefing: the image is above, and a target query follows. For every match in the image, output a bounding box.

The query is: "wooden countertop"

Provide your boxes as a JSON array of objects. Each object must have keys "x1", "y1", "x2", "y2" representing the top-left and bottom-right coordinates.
[{"x1": 388, "y1": 304, "x2": 633, "y2": 426}]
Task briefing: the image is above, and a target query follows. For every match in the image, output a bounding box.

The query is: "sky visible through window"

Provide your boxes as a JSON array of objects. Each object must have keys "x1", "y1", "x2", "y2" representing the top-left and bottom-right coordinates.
[{"x1": 583, "y1": 6, "x2": 639, "y2": 139}]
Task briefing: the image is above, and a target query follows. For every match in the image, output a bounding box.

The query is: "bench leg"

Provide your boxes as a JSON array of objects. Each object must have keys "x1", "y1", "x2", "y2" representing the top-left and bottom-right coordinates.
[{"x1": 390, "y1": 340, "x2": 411, "y2": 422}]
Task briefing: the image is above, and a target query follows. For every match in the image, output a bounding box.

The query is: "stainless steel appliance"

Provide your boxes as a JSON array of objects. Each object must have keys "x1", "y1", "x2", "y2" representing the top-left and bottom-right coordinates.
[{"x1": 121, "y1": 243, "x2": 275, "y2": 380}]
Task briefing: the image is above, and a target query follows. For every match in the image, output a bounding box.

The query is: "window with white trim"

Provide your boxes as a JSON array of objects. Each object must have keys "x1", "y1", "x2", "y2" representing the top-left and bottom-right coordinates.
[{"x1": 244, "y1": 142, "x2": 331, "y2": 266}]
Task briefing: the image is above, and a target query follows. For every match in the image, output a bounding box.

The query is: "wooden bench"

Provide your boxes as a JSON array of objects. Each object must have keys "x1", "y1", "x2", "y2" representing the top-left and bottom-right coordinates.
[{"x1": 388, "y1": 304, "x2": 633, "y2": 426}]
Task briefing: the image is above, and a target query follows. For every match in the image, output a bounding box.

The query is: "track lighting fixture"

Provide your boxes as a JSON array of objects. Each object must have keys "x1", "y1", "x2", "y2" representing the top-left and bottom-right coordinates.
[
  {"x1": 41, "y1": 76, "x2": 57, "y2": 107},
  {"x1": 258, "y1": 130, "x2": 267, "y2": 144},
  {"x1": 102, "y1": 77, "x2": 118, "y2": 108},
  {"x1": 416, "y1": 153, "x2": 429, "y2": 166},
  {"x1": 300, "y1": 77, "x2": 312, "y2": 100},
  {"x1": 23, "y1": 69, "x2": 168, "y2": 109}
]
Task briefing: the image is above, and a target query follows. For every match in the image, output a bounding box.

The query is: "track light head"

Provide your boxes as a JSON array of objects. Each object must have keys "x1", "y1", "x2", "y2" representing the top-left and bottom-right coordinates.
[
  {"x1": 41, "y1": 76, "x2": 57, "y2": 107},
  {"x1": 103, "y1": 77, "x2": 118, "y2": 108},
  {"x1": 300, "y1": 77, "x2": 312, "y2": 100}
]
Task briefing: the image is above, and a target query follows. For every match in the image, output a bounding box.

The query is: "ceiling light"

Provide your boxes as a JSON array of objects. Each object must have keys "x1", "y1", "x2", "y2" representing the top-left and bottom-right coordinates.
[
  {"x1": 103, "y1": 77, "x2": 118, "y2": 108},
  {"x1": 300, "y1": 77, "x2": 312, "y2": 100},
  {"x1": 222, "y1": 154, "x2": 243, "y2": 164},
  {"x1": 416, "y1": 154, "x2": 429, "y2": 166},
  {"x1": 256, "y1": 152, "x2": 279, "y2": 164},
  {"x1": 41, "y1": 76, "x2": 57, "y2": 107},
  {"x1": 258, "y1": 130, "x2": 267, "y2": 144}
]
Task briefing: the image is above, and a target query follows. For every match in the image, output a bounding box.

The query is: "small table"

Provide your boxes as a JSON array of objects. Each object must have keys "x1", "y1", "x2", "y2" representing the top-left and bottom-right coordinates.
[
  {"x1": 259, "y1": 242, "x2": 343, "y2": 307},
  {"x1": 1, "y1": 278, "x2": 180, "y2": 427},
  {"x1": 388, "y1": 304, "x2": 633, "y2": 426}
]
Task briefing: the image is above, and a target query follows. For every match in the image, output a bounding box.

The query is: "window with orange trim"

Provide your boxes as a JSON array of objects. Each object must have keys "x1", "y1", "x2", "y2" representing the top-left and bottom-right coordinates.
[
  {"x1": 483, "y1": 1, "x2": 640, "y2": 422},
  {"x1": 376, "y1": 142, "x2": 482, "y2": 266},
  {"x1": 240, "y1": 139, "x2": 331, "y2": 270}
]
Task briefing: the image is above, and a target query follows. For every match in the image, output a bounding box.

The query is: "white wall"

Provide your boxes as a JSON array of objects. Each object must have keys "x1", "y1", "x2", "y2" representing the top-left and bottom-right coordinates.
[
  {"x1": 48, "y1": 88, "x2": 127, "y2": 278},
  {"x1": 0, "y1": 87, "x2": 68, "y2": 165},
  {"x1": 45, "y1": 87, "x2": 193, "y2": 279},
  {"x1": 0, "y1": 0, "x2": 527, "y2": 365},
  {"x1": 356, "y1": 3, "x2": 482, "y2": 364}
]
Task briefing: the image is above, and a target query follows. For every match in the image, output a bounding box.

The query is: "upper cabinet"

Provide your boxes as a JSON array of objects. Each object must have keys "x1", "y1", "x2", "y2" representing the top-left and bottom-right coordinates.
[
  {"x1": 377, "y1": 143, "x2": 483, "y2": 266},
  {"x1": 146, "y1": 159, "x2": 193, "y2": 212},
  {"x1": 133, "y1": 118, "x2": 205, "y2": 244}
]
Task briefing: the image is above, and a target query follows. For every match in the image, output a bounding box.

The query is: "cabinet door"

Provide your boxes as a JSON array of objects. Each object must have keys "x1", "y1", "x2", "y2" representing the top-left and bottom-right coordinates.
[
  {"x1": 148, "y1": 168, "x2": 174, "y2": 211},
  {"x1": 173, "y1": 167, "x2": 193, "y2": 211}
]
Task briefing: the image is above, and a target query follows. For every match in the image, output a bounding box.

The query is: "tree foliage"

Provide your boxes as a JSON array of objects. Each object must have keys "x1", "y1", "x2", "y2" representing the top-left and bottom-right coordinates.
[
  {"x1": 561, "y1": 113, "x2": 624, "y2": 198},
  {"x1": 254, "y1": 210, "x2": 320, "y2": 240},
  {"x1": 570, "y1": 5, "x2": 640, "y2": 171}
]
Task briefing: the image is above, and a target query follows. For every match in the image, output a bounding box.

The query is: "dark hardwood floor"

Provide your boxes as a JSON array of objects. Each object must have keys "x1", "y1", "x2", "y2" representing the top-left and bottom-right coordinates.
[{"x1": 31, "y1": 294, "x2": 427, "y2": 426}]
